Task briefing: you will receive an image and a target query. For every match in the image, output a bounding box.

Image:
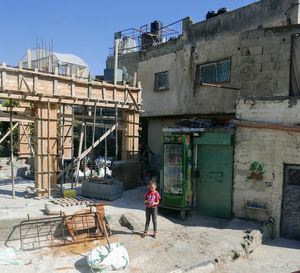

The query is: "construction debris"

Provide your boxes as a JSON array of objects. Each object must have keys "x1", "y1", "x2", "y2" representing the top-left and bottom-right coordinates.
[
  {"x1": 5, "y1": 203, "x2": 112, "y2": 250},
  {"x1": 87, "y1": 242, "x2": 129, "y2": 272}
]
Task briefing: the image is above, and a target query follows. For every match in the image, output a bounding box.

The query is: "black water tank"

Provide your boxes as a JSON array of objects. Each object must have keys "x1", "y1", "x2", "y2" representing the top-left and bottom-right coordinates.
[
  {"x1": 217, "y1": 7, "x2": 229, "y2": 15},
  {"x1": 151, "y1": 20, "x2": 162, "y2": 38},
  {"x1": 206, "y1": 11, "x2": 216, "y2": 19}
]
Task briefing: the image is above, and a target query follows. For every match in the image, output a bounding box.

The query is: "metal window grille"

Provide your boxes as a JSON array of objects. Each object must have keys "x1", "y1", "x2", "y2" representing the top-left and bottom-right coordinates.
[
  {"x1": 196, "y1": 59, "x2": 231, "y2": 84},
  {"x1": 154, "y1": 71, "x2": 169, "y2": 91}
]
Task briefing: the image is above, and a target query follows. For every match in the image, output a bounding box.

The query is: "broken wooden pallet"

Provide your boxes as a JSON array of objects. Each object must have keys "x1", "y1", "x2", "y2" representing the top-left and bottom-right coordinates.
[{"x1": 48, "y1": 196, "x2": 95, "y2": 207}]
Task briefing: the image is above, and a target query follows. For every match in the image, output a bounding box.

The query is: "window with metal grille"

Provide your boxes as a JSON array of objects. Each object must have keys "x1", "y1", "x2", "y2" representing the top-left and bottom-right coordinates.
[
  {"x1": 154, "y1": 71, "x2": 169, "y2": 91},
  {"x1": 286, "y1": 166, "x2": 300, "y2": 186},
  {"x1": 196, "y1": 59, "x2": 231, "y2": 84}
]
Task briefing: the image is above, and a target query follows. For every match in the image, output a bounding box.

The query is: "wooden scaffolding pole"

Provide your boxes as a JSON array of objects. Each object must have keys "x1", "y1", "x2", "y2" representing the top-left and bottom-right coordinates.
[
  {"x1": 0, "y1": 122, "x2": 18, "y2": 145},
  {"x1": 10, "y1": 100, "x2": 15, "y2": 198}
]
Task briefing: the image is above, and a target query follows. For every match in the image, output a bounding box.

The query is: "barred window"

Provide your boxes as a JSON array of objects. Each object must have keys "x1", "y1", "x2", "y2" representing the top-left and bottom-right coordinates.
[
  {"x1": 154, "y1": 71, "x2": 169, "y2": 91},
  {"x1": 196, "y1": 59, "x2": 231, "y2": 84}
]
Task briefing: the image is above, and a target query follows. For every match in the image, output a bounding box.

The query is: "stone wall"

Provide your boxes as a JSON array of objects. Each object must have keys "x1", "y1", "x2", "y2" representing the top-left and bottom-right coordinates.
[
  {"x1": 233, "y1": 98, "x2": 300, "y2": 237},
  {"x1": 234, "y1": 127, "x2": 300, "y2": 238},
  {"x1": 186, "y1": 0, "x2": 299, "y2": 42},
  {"x1": 239, "y1": 26, "x2": 296, "y2": 97}
]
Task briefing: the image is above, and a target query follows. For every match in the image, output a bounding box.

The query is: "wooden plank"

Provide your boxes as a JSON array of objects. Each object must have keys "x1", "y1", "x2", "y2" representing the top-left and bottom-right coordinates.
[
  {"x1": 34, "y1": 103, "x2": 58, "y2": 196},
  {"x1": 0, "y1": 65, "x2": 140, "y2": 91},
  {"x1": 79, "y1": 125, "x2": 116, "y2": 161},
  {"x1": 231, "y1": 119, "x2": 300, "y2": 132},
  {"x1": 74, "y1": 120, "x2": 125, "y2": 130},
  {"x1": 58, "y1": 125, "x2": 116, "y2": 180},
  {"x1": 127, "y1": 88, "x2": 140, "y2": 111},
  {"x1": 0, "y1": 122, "x2": 18, "y2": 145},
  {"x1": 75, "y1": 123, "x2": 84, "y2": 186},
  {"x1": 0, "y1": 92, "x2": 138, "y2": 110},
  {"x1": 0, "y1": 106, "x2": 27, "y2": 112},
  {"x1": 20, "y1": 122, "x2": 34, "y2": 157}
]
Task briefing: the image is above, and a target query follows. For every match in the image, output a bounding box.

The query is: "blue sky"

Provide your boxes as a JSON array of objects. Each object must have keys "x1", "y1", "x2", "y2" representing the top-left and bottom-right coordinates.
[{"x1": 0, "y1": 0, "x2": 256, "y2": 75}]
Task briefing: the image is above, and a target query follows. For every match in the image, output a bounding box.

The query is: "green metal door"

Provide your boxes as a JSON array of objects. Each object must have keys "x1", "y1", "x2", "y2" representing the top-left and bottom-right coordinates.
[{"x1": 195, "y1": 133, "x2": 233, "y2": 218}]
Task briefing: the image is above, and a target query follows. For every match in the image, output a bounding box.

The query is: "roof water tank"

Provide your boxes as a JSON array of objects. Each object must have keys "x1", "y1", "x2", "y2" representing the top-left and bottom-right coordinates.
[
  {"x1": 206, "y1": 11, "x2": 216, "y2": 19},
  {"x1": 151, "y1": 20, "x2": 162, "y2": 38},
  {"x1": 217, "y1": 7, "x2": 229, "y2": 15}
]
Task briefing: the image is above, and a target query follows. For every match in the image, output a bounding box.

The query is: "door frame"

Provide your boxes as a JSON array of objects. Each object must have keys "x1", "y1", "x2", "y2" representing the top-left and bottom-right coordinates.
[
  {"x1": 193, "y1": 132, "x2": 234, "y2": 218},
  {"x1": 280, "y1": 163, "x2": 300, "y2": 238}
]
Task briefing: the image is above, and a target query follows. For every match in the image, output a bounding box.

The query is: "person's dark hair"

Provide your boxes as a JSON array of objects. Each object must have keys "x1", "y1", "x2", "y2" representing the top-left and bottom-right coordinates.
[{"x1": 148, "y1": 178, "x2": 157, "y2": 187}]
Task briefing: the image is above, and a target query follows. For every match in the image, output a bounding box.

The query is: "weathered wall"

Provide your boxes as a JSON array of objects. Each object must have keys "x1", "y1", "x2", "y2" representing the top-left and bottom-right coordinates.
[
  {"x1": 107, "y1": 0, "x2": 300, "y2": 119},
  {"x1": 236, "y1": 97, "x2": 300, "y2": 123},
  {"x1": 106, "y1": 51, "x2": 139, "y2": 81},
  {"x1": 139, "y1": 24, "x2": 300, "y2": 118},
  {"x1": 234, "y1": 127, "x2": 300, "y2": 237},
  {"x1": 138, "y1": 34, "x2": 242, "y2": 117},
  {"x1": 186, "y1": 0, "x2": 299, "y2": 42},
  {"x1": 147, "y1": 118, "x2": 177, "y2": 155},
  {"x1": 239, "y1": 27, "x2": 294, "y2": 97},
  {"x1": 233, "y1": 98, "x2": 300, "y2": 237}
]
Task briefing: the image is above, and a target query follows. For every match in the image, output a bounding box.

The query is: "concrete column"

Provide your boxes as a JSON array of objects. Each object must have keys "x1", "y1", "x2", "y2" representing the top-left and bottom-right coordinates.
[
  {"x1": 34, "y1": 102, "x2": 57, "y2": 196},
  {"x1": 122, "y1": 110, "x2": 139, "y2": 160}
]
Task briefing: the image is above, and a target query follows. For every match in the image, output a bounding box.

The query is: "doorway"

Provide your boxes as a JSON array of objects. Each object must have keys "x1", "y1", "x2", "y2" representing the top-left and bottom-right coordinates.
[
  {"x1": 195, "y1": 133, "x2": 233, "y2": 218},
  {"x1": 281, "y1": 164, "x2": 300, "y2": 240}
]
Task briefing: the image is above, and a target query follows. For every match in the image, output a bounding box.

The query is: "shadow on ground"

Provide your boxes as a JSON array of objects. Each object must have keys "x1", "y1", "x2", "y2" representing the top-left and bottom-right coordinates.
[{"x1": 263, "y1": 237, "x2": 300, "y2": 250}]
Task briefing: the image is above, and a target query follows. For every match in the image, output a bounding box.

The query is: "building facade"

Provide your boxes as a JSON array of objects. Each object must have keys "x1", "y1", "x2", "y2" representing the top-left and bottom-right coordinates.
[{"x1": 106, "y1": 0, "x2": 300, "y2": 239}]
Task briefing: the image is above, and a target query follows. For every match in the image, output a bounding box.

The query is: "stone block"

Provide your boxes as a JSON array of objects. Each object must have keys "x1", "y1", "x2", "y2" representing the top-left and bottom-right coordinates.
[
  {"x1": 119, "y1": 213, "x2": 144, "y2": 232},
  {"x1": 241, "y1": 38, "x2": 258, "y2": 47},
  {"x1": 255, "y1": 54, "x2": 271, "y2": 63},
  {"x1": 258, "y1": 36, "x2": 281, "y2": 45},
  {"x1": 277, "y1": 79, "x2": 290, "y2": 90},
  {"x1": 262, "y1": 62, "x2": 280, "y2": 71},
  {"x1": 263, "y1": 44, "x2": 281, "y2": 54},
  {"x1": 241, "y1": 56, "x2": 255, "y2": 64},
  {"x1": 249, "y1": 46, "x2": 263, "y2": 56}
]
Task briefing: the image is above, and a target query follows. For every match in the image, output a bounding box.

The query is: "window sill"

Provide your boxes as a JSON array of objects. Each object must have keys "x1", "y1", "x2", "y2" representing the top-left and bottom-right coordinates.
[{"x1": 154, "y1": 88, "x2": 170, "y2": 92}]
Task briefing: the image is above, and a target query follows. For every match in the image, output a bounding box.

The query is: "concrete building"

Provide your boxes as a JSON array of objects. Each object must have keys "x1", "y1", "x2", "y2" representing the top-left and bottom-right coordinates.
[
  {"x1": 106, "y1": 0, "x2": 300, "y2": 239},
  {"x1": 234, "y1": 98, "x2": 300, "y2": 239},
  {"x1": 107, "y1": 0, "x2": 300, "y2": 154}
]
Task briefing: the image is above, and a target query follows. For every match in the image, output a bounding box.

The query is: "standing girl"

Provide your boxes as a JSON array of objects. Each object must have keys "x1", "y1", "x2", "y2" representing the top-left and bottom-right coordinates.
[{"x1": 143, "y1": 179, "x2": 161, "y2": 238}]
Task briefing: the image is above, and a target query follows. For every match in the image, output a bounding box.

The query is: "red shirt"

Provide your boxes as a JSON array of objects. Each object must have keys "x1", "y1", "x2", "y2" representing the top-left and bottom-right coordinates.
[{"x1": 144, "y1": 191, "x2": 161, "y2": 208}]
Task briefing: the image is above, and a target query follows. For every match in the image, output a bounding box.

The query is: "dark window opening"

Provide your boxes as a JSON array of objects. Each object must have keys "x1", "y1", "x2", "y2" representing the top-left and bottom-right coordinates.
[
  {"x1": 287, "y1": 166, "x2": 300, "y2": 186},
  {"x1": 154, "y1": 71, "x2": 169, "y2": 91}
]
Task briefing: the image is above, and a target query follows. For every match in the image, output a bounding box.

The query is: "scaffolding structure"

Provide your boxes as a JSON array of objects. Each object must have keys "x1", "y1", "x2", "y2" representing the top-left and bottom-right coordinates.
[{"x1": 0, "y1": 62, "x2": 141, "y2": 197}]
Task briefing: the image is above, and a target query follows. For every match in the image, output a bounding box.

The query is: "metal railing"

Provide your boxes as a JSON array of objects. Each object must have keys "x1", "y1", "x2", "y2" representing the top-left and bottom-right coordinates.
[{"x1": 108, "y1": 19, "x2": 183, "y2": 56}]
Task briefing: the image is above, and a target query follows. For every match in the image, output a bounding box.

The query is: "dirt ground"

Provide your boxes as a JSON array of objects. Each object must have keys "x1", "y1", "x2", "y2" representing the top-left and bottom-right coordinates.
[{"x1": 0, "y1": 171, "x2": 298, "y2": 273}]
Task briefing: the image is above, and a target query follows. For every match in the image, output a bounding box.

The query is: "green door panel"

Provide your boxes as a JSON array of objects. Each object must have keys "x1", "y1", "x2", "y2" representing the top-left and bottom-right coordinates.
[
  {"x1": 196, "y1": 144, "x2": 233, "y2": 218},
  {"x1": 194, "y1": 132, "x2": 233, "y2": 145}
]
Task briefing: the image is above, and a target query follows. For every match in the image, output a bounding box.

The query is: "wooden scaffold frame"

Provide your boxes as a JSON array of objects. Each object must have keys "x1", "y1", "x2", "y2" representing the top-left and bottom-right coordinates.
[{"x1": 0, "y1": 62, "x2": 142, "y2": 197}]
